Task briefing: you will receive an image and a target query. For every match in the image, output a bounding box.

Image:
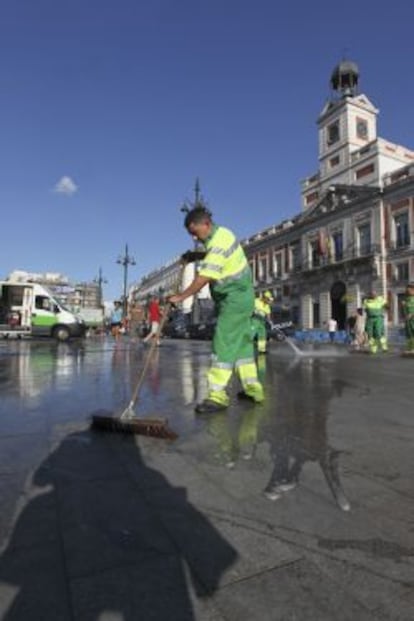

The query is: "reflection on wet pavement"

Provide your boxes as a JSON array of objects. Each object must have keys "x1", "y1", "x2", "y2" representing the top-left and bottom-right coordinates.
[{"x1": 0, "y1": 337, "x2": 369, "y2": 510}]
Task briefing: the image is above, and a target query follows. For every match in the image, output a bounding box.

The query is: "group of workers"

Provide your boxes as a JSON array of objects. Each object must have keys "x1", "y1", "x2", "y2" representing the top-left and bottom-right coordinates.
[
  {"x1": 112, "y1": 206, "x2": 413, "y2": 413},
  {"x1": 169, "y1": 206, "x2": 414, "y2": 412}
]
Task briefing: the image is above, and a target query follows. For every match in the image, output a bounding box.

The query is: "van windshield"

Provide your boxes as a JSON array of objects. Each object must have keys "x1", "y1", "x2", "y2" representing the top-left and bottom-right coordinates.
[
  {"x1": 42, "y1": 287, "x2": 72, "y2": 313},
  {"x1": 53, "y1": 296, "x2": 72, "y2": 313}
]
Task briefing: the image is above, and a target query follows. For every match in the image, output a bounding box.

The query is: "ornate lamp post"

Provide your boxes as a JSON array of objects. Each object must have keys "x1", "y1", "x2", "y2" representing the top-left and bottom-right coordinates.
[
  {"x1": 93, "y1": 267, "x2": 107, "y2": 308},
  {"x1": 180, "y1": 178, "x2": 208, "y2": 325},
  {"x1": 116, "y1": 244, "x2": 136, "y2": 318}
]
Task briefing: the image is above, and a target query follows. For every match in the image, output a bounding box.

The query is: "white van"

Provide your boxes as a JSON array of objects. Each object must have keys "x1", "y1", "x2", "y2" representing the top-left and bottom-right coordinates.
[{"x1": 0, "y1": 281, "x2": 86, "y2": 341}]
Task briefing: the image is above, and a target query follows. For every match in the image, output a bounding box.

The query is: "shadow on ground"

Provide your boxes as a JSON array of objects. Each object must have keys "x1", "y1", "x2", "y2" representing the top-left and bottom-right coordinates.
[{"x1": 0, "y1": 429, "x2": 238, "y2": 620}]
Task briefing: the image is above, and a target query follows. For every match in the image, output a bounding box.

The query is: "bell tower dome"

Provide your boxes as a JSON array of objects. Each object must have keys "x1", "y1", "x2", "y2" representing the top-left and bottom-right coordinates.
[{"x1": 330, "y1": 60, "x2": 359, "y2": 98}]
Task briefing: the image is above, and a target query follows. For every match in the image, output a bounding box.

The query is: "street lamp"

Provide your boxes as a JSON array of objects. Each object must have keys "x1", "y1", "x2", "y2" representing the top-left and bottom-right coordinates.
[
  {"x1": 179, "y1": 178, "x2": 209, "y2": 325},
  {"x1": 93, "y1": 267, "x2": 107, "y2": 308},
  {"x1": 116, "y1": 244, "x2": 136, "y2": 318}
]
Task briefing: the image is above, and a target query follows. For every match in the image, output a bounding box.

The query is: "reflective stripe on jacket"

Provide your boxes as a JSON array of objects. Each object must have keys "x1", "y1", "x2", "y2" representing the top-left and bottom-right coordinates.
[{"x1": 198, "y1": 225, "x2": 251, "y2": 296}]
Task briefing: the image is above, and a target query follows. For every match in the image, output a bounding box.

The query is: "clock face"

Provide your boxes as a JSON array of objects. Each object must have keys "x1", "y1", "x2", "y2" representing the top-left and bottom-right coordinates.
[{"x1": 357, "y1": 119, "x2": 368, "y2": 139}]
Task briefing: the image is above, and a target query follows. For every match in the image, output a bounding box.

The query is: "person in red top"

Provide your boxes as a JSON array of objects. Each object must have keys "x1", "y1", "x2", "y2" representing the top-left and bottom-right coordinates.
[{"x1": 143, "y1": 295, "x2": 162, "y2": 346}]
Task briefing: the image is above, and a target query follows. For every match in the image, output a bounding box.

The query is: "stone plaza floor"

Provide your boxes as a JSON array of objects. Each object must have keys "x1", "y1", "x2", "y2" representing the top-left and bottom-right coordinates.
[{"x1": 0, "y1": 336, "x2": 413, "y2": 620}]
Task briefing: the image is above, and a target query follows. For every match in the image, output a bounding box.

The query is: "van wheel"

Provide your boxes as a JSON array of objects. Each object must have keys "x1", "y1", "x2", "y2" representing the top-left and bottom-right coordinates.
[{"x1": 53, "y1": 325, "x2": 70, "y2": 342}]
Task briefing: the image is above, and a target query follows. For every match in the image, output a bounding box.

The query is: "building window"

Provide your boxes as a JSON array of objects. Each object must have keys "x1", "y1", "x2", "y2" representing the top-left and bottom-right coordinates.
[
  {"x1": 332, "y1": 231, "x2": 343, "y2": 261},
  {"x1": 257, "y1": 255, "x2": 267, "y2": 281},
  {"x1": 272, "y1": 252, "x2": 283, "y2": 277},
  {"x1": 313, "y1": 301, "x2": 320, "y2": 327},
  {"x1": 327, "y1": 121, "x2": 340, "y2": 145},
  {"x1": 329, "y1": 155, "x2": 340, "y2": 168},
  {"x1": 394, "y1": 212, "x2": 410, "y2": 248},
  {"x1": 290, "y1": 242, "x2": 301, "y2": 272},
  {"x1": 395, "y1": 262, "x2": 409, "y2": 282},
  {"x1": 358, "y1": 223, "x2": 371, "y2": 255},
  {"x1": 310, "y1": 241, "x2": 320, "y2": 268},
  {"x1": 356, "y1": 118, "x2": 368, "y2": 140},
  {"x1": 355, "y1": 163, "x2": 375, "y2": 179},
  {"x1": 305, "y1": 191, "x2": 319, "y2": 205}
]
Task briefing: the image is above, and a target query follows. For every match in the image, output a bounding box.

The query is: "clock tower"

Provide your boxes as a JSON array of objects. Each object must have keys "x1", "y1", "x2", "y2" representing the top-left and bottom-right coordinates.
[
  {"x1": 301, "y1": 60, "x2": 414, "y2": 211},
  {"x1": 317, "y1": 60, "x2": 378, "y2": 188},
  {"x1": 301, "y1": 60, "x2": 385, "y2": 211}
]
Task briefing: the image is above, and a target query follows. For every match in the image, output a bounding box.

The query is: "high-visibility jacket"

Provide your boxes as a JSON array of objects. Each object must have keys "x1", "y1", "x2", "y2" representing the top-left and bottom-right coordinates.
[
  {"x1": 253, "y1": 297, "x2": 272, "y2": 322},
  {"x1": 363, "y1": 296, "x2": 386, "y2": 317},
  {"x1": 197, "y1": 225, "x2": 252, "y2": 299}
]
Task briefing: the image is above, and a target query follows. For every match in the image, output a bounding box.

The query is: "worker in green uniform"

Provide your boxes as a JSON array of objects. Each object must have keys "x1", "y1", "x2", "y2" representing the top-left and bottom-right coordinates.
[
  {"x1": 251, "y1": 290, "x2": 274, "y2": 354},
  {"x1": 363, "y1": 290, "x2": 388, "y2": 354},
  {"x1": 169, "y1": 206, "x2": 264, "y2": 413},
  {"x1": 401, "y1": 282, "x2": 414, "y2": 352}
]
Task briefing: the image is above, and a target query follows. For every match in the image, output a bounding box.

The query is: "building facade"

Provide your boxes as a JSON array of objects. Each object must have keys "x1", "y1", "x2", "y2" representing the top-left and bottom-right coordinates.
[{"x1": 131, "y1": 61, "x2": 414, "y2": 332}]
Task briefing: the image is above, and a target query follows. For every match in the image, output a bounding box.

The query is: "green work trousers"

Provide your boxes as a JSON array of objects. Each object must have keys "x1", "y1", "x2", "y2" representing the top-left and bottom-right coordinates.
[
  {"x1": 405, "y1": 316, "x2": 414, "y2": 351},
  {"x1": 251, "y1": 316, "x2": 267, "y2": 353},
  {"x1": 365, "y1": 315, "x2": 387, "y2": 353},
  {"x1": 207, "y1": 289, "x2": 264, "y2": 406}
]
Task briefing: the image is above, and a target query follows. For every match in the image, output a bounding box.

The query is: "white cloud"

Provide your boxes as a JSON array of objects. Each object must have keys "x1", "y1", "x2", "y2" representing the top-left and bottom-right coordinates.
[{"x1": 53, "y1": 176, "x2": 78, "y2": 195}]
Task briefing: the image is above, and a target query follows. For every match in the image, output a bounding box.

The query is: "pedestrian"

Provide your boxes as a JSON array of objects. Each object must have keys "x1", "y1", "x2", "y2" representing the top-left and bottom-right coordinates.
[
  {"x1": 110, "y1": 301, "x2": 123, "y2": 339},
  {"x1": 401, "y1": 282, "x2": 414, "y2": 353},
  {"x1": 168, "y1": 206, "x2": 264, "y2": 413},
  {"x1": 363, "y1": 290, "x2": 388, "y2": 353},
  {"x1": 352, "y1": 308, "x2": 366, "y2": 350},
  {"x1": 142, "y1": 294, "x2": 162, "y2": 346},
  {"x1": 346, "y1": 313, "x2": 356, "y2": 344},
  {"x1": 327, "y1": 317, "x2": 338, "y2": 343},
  {"x1": 251, "y1": 290, "x2": 274, "y2": 354}
]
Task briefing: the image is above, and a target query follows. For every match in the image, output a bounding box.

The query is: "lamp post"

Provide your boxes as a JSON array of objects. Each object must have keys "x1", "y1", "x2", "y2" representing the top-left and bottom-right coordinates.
[
  {"x1": 180, "y1": 178, "x2": 208, "y2": 325},
  {"x1": 93, "y1": 267, "x2": 107, "y2": 308},
  {"x1": 116, "y1": 244, "x2": 136, "y2": 319}
]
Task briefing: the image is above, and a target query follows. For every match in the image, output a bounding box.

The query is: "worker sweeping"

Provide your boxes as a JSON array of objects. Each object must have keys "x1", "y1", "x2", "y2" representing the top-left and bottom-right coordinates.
[
  {"x1": 363, "y1": 289, "x2": 388, "y2": 354},
  {"x1": 168, "y1": 206, "x2": 264, "y2": 414},
  {"x1": 251, "y1": 290, "x2": 274, "y2": 354},
  {"x1": 401, "y1": 282, "x2": 414, "y2": 353}
]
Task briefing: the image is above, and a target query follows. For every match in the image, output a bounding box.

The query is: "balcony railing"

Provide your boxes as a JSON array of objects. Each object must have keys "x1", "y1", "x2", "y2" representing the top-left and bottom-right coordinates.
[
  {"x1": 299, "y1": 243, "x2": 380, "y2": 272},
  {"x1": 388, "y1": 239, "x2": 411, "y2": 252}
]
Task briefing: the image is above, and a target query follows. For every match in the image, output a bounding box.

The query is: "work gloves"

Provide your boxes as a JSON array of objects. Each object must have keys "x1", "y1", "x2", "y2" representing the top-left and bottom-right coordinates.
[{"x1": 180, "y1": 250, "x2": 207, "y2": 264}]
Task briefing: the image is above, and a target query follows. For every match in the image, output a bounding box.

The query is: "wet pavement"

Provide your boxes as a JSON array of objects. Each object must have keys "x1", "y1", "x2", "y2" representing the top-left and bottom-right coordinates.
[{"x1": 0, "y1": 335, "x2": 413, "y2": 620}]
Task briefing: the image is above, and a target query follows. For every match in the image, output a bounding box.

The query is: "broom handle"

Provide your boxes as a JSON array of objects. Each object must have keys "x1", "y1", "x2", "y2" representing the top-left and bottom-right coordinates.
[
  {"x1": 128, "y1": 262, "x2": 186, "y2": 408},
  {"x1": 128, "y1": 302, "x2": 172, "y2": 408}
]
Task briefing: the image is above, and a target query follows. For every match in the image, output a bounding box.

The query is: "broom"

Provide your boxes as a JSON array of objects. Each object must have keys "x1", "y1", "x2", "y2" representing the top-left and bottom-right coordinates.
[{"x1": 91, "y1": 298, "x2": 178, "y2": 439}]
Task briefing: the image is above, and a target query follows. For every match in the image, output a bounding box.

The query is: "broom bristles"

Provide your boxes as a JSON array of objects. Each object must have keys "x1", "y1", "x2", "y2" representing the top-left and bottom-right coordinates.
[{"x1": 90, "y1": 414, "x2": 177, "y2": 440}]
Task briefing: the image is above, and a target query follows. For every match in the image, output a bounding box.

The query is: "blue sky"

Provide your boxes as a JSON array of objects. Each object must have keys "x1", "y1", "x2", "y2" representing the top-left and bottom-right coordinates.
[{"x1": 1, "y1": 0, "x2": 413, "y2": 301}]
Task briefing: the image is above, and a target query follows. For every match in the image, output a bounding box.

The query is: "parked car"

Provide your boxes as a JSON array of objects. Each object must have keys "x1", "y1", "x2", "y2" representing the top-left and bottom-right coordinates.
[
  {"x1": 163, "y1": 310, "x2": 217, "y2": 340},
  {"x1": 163, "y1": 310, "x2": 190, "y2": 339},
  {"x1": 188, "y1": 318, "x2": 216, "y2": 340}
]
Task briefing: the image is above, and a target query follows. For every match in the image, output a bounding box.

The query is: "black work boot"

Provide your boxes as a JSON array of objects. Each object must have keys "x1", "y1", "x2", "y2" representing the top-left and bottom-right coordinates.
[
  {"x1": 237, "y1": 391, "x2": 256, "y2": 403},
  {"x1": 195, "y1": 399, "x2": 228, "y2": 414},
  {"x1": 237, "y1": 391, "x2": 264, "y2": 404}
]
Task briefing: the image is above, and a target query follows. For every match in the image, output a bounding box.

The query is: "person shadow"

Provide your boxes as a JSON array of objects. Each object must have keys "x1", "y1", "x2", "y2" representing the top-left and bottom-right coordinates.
[
  {"x1": 0, "y1": 429, "x2": 238, "y2": 620},
  {"x1": 262, "y1": 359, "x2": 351, "y2": 511}
]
